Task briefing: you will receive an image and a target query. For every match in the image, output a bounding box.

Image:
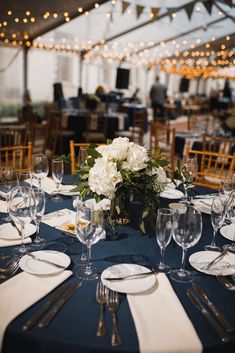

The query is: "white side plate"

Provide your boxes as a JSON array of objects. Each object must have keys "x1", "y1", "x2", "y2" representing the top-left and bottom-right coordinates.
[{"x1": 0, "y1": 223, "x2": 36, "y2": 240}]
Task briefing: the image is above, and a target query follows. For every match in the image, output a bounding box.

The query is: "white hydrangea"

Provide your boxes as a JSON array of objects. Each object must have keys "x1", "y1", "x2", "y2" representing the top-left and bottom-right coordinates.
[
  {"x1": 123, "y1": 142, "x2": 149, "y2": 171},
  {"x1": 96, "y1": 137, "x2": 130, "y2": 161},
  {"x1": 151, "y1": 166, "x2": 168, "y2": 183},
  {"x1": 88, "y1": 157, "x2": 122, "y2": 199}
]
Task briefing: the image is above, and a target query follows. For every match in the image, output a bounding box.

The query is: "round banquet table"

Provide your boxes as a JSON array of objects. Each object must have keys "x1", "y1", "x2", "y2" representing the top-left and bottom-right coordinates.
[{"x1": 1, "y1": 184, "x2": 235, "y2": 353}]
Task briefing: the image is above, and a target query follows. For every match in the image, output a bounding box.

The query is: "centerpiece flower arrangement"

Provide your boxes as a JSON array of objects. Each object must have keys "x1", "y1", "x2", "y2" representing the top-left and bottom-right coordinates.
[{"x1": 75, "y1": 137, "x2": 169, "y2": 233}]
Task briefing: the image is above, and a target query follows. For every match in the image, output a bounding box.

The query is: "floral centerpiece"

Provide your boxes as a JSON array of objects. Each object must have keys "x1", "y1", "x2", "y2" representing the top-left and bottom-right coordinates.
[{"x1": 75, "y1": 137, "x2": 169, "y2": 233}]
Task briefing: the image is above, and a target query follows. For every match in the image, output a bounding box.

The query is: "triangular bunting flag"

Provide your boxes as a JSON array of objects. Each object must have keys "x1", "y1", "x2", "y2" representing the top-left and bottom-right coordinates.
[
  {"x1": 136, "y1": 5, "x2": 145, "y2": 19},
  {"x1": 203, "y1": 0, "x2": 213, "y2": 15},
  {"x1": 122, "y1": 1, "x2": 130, "y2": 15},
  {"x1": 167, "y1": 8, "x2": 177, "y2": 22},
  {"x1": 151, "y1": 7, "x2": 160, "y2": 21},
  {"x1": 217, "y1": 0, "x2": 233, "y2": 7},
  {"x1": 185, "y1": 2, "x2": 195, "y2": 21}
]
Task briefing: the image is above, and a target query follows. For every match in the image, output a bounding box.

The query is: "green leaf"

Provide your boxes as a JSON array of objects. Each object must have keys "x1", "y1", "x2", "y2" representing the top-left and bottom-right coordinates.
[{"x1": 88, "y1": 148, "x2": 102, "y2": 159}]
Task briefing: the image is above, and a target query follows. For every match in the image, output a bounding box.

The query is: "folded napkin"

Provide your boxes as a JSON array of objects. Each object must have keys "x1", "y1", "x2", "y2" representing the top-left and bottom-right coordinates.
[
  {"x1": 193, "y1": 198, "x2": 212, "y2": 214},
  {"x1": 42, "y1": 209, "x2": 76, "y2": 227},
  {"x1": 127, "y1": 273, "x2": 202, "y2": 353},
  {"x1": 30, "y1": 177, "x2": 75, "y2": 195},
  {"x1": 160, "y1": 189, "x2": 184, "y2": 199},
  {"x1": 0, "y1": 237, "x2": 31, "y2": 248},
  {"x1": 0, "y1": 201, "x2": 7, "y2": 213},
  {"x1": 0, "y1": 270, "x2": 72, "y2": 350}
]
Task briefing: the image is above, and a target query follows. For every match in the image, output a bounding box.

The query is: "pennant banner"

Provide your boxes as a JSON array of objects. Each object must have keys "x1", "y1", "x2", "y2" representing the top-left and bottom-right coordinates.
[
  {"x1": 136, "y1": 5, "x2": 145, "y2": 19},
  {"x1": 167, "y1": 7, "x2": 177, "y2": 22},
  {"x1": 151, "y1": 7, "x2": 160, "y2": 21},
  {"x1": 122, "y1": 1, "x2": 130, "y2": 15},
  {"x1": 203, "y1": 0, "x2": 214, "y2": 15},
  {"x1": 185, "y1": 2, "x2": 195, "y2": 21}
]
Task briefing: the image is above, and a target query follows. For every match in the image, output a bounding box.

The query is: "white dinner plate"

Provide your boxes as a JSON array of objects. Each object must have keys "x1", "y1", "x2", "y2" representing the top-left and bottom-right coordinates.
[
  {"x1": 59, "y1": 185, "x2": 80, "y2": 196},
  {"x1": 56, "y1": 220, "x2": 106, "y2": 240},
  {"x1": 160, "y1": 189, "x2": 184, "y2": 199},
  {"x1": 189, "y1": 250, "x2": 235, "y2": 276},
  {"x1": 0, "y1": 223, "x2": 36, "y2": 240},
  {"x1": 101, "y1": 264, "x2": 157, "y2": 294},
  {"x1": 19, "y1": 250, "x2": 71, "y2": 275},
  {"x1": 220, "y1": 224, "x2": 235, "y2": 241}
]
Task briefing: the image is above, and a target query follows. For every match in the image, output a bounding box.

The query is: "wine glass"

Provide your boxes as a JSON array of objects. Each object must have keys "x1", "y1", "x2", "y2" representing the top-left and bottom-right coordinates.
[
  {"x1": 78, "y1": 147, "x2": 88, "y2": 170},
  {"x1": 219, "y1": 179, "x2": 233, "y2": 197},
  {"x1": 32, "y1": 154, "x2": 49, "y2": 189},
  {"x1": 18, "y1": 171, "x2": 32, "y2": 187},
  {"x1": 8, "y1": 186, "x2": 36, "y2": 255},
  {"x1": 223, "y1": 191, "x2": 235, "y2": 252},
  {"x1": 52, "y1": 159, "x2": 64, "y2": 202},
  {"x1": 152, "y1": 208, "x2": 174, "y2": 273},
  {"x1": 75, "y1": 205, "x2": 104, "y2": 280},
  {"x1": 0, "y1": 167, "x2": 18, "y2": 221},
  {"x1": 204, "y1": 195, "x2": 228, "y2": 251},
  {"x1": 170, "y1": 206, "x2": 202, "y2": 283},
  {"x1": 30, "y1": 188, "x2": 46, "y2": 248},
  {"x1": 179, "y1": 157, "x2": 197, "y2": 205}
]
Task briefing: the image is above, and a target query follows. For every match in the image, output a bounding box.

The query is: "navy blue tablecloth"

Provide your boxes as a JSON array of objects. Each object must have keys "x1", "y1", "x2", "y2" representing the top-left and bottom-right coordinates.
[{"x1": 1, "y1": 185, "x2": 235, "y2": 353}]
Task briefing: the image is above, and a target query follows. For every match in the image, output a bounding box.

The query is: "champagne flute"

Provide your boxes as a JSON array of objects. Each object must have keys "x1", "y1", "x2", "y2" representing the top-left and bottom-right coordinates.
[
  {"x1": 152, "y1": 208, "x2": 174, "y2": 273},
  {"x1": 75, "y1": 205, "x2": 104, "y2": 280},
  {"x1": 78, "y1": 147, "x2": 88, "y2": 170},
  {"x1": 170, "y1": 206, "x2": 202, "y2": 283},
  {"x1": 52, "y1": 159, "x2": 64, "y2": 202},
  {"x1": 204, "y1": 195, "x2": 227, "y2": 251},
  {"x1": 30, "y1": 188, "x2": 46, "y2": 248},
  {"x1": 8, "y1": 186, "x2": 36, "y2": 255},
  {"x1": 32, "y1": 154, "x2": 49, "y2": 189},
  {"x1": 0, "y1": 167, "x2": 18, "y2": 221},
  {"x1": 179, "y1": 157, "x2": 196, "y2": 205}
]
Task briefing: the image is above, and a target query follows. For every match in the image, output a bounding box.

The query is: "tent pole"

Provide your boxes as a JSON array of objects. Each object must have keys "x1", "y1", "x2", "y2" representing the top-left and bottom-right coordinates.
[
  {"x1": 79, "y1": 53, "x2": 84, "y2": 90},
  {"x1": 23, "y1": 46, "x2": 29, "y2": 97}
]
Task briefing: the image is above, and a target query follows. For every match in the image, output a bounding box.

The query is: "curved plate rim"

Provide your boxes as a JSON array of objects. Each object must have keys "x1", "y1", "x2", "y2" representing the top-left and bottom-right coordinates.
[{"x1": 0, "y1": 223, "x2": 36, "y2": 240}]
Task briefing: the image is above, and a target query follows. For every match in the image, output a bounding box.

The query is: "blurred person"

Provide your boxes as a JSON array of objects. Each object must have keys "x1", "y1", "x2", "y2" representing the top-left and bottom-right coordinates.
[{"x1": 150, "y1": 75, "x2": 166, "y2": 120}]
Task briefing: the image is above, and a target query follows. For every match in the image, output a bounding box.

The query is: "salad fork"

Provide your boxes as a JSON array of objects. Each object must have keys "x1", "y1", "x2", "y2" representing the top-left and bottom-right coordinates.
[
  {"x1": 106, "y1": 289, "x2": 122, "y2": 346},
  {"x1": 96, "y1": 281, "x2": 107, "y2": 336},
  {"x1": 0, "y1": 255, "x2": 18, "y2": 273},
  {"x1": 0, "y1": 259, "x2": 19, "y2": 280}
]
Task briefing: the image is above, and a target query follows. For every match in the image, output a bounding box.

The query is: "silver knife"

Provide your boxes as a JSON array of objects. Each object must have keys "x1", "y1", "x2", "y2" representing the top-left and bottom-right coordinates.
[
  {"x1": 26, "y1": 252, "x2": 66, "y2": 269},
  {"x1": 22, "y1": 281, "x2": 70, "y2": 331},
  {"x1": 186, "y1": 289, "x2": 230, "y2": 343},
  {"x1": 192, "y1": 282, "x2": 234, "y2": 333},
  {"x1": 38, "y1": 281, "x2": 83, "y2": 328}
]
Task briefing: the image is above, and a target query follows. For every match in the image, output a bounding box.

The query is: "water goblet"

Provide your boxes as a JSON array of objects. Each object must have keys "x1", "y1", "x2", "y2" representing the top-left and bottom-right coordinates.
[
  {"x1": 52, "y1": 159, "x2": 64, "y2": 202},
  {"x1": 75, "y1": 205, "x2": 104, "y2": 280},
  {"x1": 204, "y1": 195, "x2": 228, "y2": 251},
  {"x1": 152, "y1": 208, "x2": 174, "y2": 273},
  {"x1": 18, "y1": 171, "x2": 32, "y2": 187},
  {"x1": 8, "y1": 186, "x2": 36, "y2": 255},
  {"x1": 0, "y1": 167, "x2": 18, "y2": 222},
  {"x1": 30, "y1": 188, "x2": 46, "y2": 248},
  {"x1": 170, "y1": 206, "x2": 202, "y2": 283},
  {"x1": 32, "y1": 154, "x2": 49, "y2": 189}
]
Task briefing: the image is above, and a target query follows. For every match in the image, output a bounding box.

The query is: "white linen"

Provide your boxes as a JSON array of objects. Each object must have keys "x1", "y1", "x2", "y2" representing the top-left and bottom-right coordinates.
[
  {"x1": 127, "y1": 273, "x2": 202, "y2": 353},
  {"x1": 160, "y1": 189, "x2": 184, "y2": 199},
  {"x1": 41, "y1": 209, "x2": 76, "y2": 227},
  {"x1": 0, "y1": 201, "x2": 7, "y2": 213},
  {"x1": 0, "y1": 237, "x2": 31, "y2": 248},
  {"x1": 0, "y1": 270, "x2": 72, "y2": 350},
  {"x1": 30, "y1": 177, "x2": 75, "y2": 195},
  {"x1": 193, "y1": 198, "x2": 212, "y2": 214}
]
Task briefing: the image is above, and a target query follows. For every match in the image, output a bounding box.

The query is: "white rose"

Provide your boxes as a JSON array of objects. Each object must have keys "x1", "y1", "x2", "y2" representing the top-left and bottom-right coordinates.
[
  {"x1": 123, "y1": 142, "x2": 149, "y2": 171},
  {"x1": 151, "y1": 166, "x2": 168, "y2": 183},
  {"x1": 84, "y1": 198, "x2": 111, "y2": 211},
  {"x1": 96, "y1": 137, "x2": 130, "y2": 161},
  {"x1": 88, "y1": 158, "x2": 122, "y2": 199},
  {"x1": 96, "y1": 145, "x2": 109, "y2": 158}
]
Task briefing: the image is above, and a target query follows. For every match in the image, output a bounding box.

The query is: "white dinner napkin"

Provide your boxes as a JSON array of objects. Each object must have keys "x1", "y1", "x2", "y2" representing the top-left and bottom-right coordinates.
[
  {"x1": 127, "y1": 273, "x2": 202, "y2": 353},
  {"x1": 0, "y1": 237, "x2": 32, "y2": 248},
  {"x1": 0, "y1": 201, "x2": 7, "y2": 213},
  {"x1": 0, "y1": 270, "x2": 72, "y2": 350},
  {"x1": 160, "y1": 188, "x2": 184, "y2": 199},
  {"x1": 30, "y1": 177, "x2": 75, "y2": 195},
  {"x1": 193, "y1": 198, "x2": 212, "y2": 214},
  {"x1": 41, "y1": 209, "x2": 76, "y2": 227}
]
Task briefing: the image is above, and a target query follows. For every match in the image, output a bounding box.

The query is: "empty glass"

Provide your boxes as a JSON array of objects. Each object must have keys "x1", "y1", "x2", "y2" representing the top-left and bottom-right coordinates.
[
  {"x1": 219, "y1": 179, "x2": 233, "y2": 198},
  {"x1": 152, "y1": 208, "x2": 174, "y2": 273},
  {"x1": 205, "y1": 195, "x2": 227, "y2": 251},
  {"x1": 31, "y1": 188, "x2": 46, "y2": 248},
  {"x1": 78, "y1": 147, "x2": 88, "y2": 170},
  {"x1": 170, "y1": 206, "x2": 202, "y2": 283},
  {"x1": 179, "y1": 157, "x2": 197, "y2": 204},
  {"x1": 32, "y1": 154, "x2": 49, "y2": 189},
  {"x1": 0, "y1": 167, "x2": 18, "y2": 221},
  {"x1": 223, "y1": 191, "x2": 235, "y2": 252},
  {"x1": 52, "y1": 159, "x2": 64, "y2": 202},
  {"x1": 18, "y1": 171, "x2": 32, "y2": 187},
  {"x1": 8, "y1": 186, "x2": 36, "y2": 255},
  {"x1": 75, "y1": 205, "x2": 104, "y2": 280}
]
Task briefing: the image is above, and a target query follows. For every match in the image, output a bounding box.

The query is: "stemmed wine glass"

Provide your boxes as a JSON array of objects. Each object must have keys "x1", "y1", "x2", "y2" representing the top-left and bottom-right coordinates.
[
  {"x1": 78, "y1": 147, "x2": 88, "y2": 170},
  {"x1": 52, "y1": 159, "x2": 64, "y2": 202},
  {"x1": 0, "y1": 167, "x2": 18, "y2": 221},
  {"x1": 75, "y1": 205, "x2": 104, "y2": 280},
  {"x1": 30, "y1": 188, "x2": 46, "y2": 248},
  {"x1": 219, "y1": 179, "x2": 233, "y2": 197},
  {"x1": 223, "y1": 191, "x2": 235, "y2": 252},
  {"x1": 180, "y1": 157, "x2": 197, "y2": 205},
  {"x1": 8, "y1": 186, "x2": 36, "y2": 255},
  {"x1": 32, "y1": 154, "x2": 49, "y2": 189},
  {"x1": 18, "y1": 171, "x2": 32, "y2": 187},
  {"x1": 170, "y1": 206, "x2": 202, "y2": 283},
  {"x1": 204, "y1": 195, "x2": 228, "y2": 251},
  {"x1": 152, "y1": 208, "x2": 174, "y2": 273}
]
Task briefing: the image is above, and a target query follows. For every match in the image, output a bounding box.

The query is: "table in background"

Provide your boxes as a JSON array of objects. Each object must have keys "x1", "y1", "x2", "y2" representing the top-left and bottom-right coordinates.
[{"x1": 1, "y1": 185, "x2": 235, "y2": 353}]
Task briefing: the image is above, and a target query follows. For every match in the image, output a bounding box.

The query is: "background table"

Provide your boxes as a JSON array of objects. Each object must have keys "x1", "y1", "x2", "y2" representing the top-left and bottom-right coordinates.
[{"x1": 1, "y1": 185, "x2": 235, "y2": 353}]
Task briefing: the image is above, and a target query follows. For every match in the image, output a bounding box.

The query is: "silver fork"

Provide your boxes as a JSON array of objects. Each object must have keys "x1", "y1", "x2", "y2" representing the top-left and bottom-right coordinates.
[
  {"x1": 217, "y1": 275, "x2": 235, "y2": 290},
  {"x1": 0, "y1": 255, "x2": 18, "y2": 273},
  {"x1": 96, "y1": 281, "x2": 107, "y2": 336},
  {"x1": 0, "y1": 260, "x2": 19, "y2": 280},
  {"x1": 106, "y1": 289, "x2": 122, "y2": 347}
]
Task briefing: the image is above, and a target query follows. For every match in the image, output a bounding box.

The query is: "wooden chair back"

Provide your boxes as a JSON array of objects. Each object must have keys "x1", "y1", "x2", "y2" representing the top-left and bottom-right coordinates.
[
  {"x1": 130, "y1": 110, "x2": 146, "y2": 145},
  {"x1": 202, "y1": 134, "x2": 235, "y2": 155},
  {"x1": 84, "y1": 113, "x2": 108, "y2": 143},
  {"x1": 0, "y1": 125, "x2": 27, "y2": 147},
  {"x1": 45, "y1": 111, "x2": 62, "y2": 157},
  {"x1": 28, "y1": 121, "x2": 48, "y2": 154},
  {"x1": 0, "y1": 142, "x2": 32, "y2": 171},
  {"x1": 150, "y1": 121, "x2": 176, "y2": 168},
  {"x1": 70, "y1": 141, "x2": 103, "y2": 174},
  {"x1": 185, "y1": 145, "x2": 235, "y2": 189}
]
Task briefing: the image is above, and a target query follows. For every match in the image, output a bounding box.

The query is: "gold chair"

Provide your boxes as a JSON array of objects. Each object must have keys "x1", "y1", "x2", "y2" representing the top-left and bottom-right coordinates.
[
  {"x1": 0, "y1": 125, "x2": 27, "y2": 147},
  {"x1": 185, "y1": 145, "x2": 235, "y2": 189},
  {"x1": 202, "y1": 134, "x2": 235, "y2": 155},
  {"x1": 70, "y1": 141, "x2": 104, "y2": 174},
  {"x1": 0, "y1": 142, "x2": 32, "y2": 171},
  {"x1": 83, "y1": 113, "x2": 108, "y2": 143},
  {"x1": 150, "y1": 121, "x2": 176, "y2": 168},
  {"x1": 27, "y1": 121, "x2": 48, "y2": 154},
  {"x1": 114, "y1": 110, "x2": 146, "y2": 145}
]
